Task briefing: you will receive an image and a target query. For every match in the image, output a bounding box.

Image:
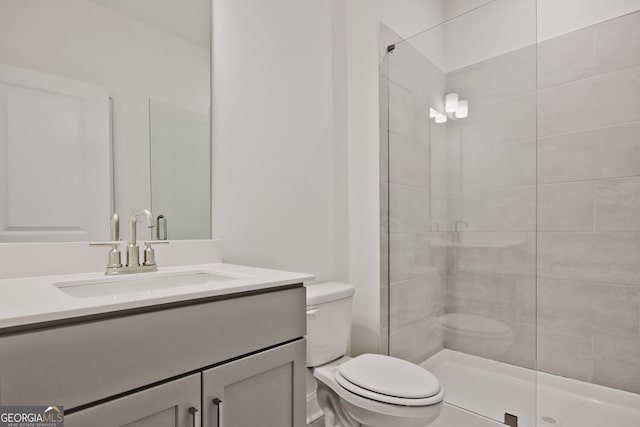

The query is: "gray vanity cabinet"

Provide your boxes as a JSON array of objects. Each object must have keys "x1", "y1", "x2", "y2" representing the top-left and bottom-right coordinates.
[
  {"x1": 0, "y1": 285, "x2": 307, "y2": 427},
  {"x1": 65, "y1": 374, "x2": 201, "y2": 427},
  {"x1": 202, "y1": 339, "x2": 306, "y2": 427}
]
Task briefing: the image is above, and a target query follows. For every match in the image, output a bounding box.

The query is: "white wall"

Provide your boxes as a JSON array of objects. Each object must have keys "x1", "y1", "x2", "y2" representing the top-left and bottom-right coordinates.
[
  {"x1": 212, "y1": 0, "x2": 347, "y2": 282},
  {"x1": 444, "y1": 0, "x2": 493, "y2": 19},
  {"x1": 538, "y1": 0, "x2": 640, "y2": 41},
  {"x1": 212, "y1": 0, "x2": 382, "y2": 355},
  {"x1": 380, "y1": 0, "x2": 446, "y2": 70},
  {"x1": 387, "y1": 0, "x2": 534, "y2": 72},
  {"x1": 382, "y1": 0, "x2": 640, "y2": 73},
  {"x1": 0, "y1": 0, "x2": 209, "y2": 113},
  {"x1": 347, "y1": 0, "x2": 383, "y2": 355},
  {"x1": 444, "y1": 0, "x2": 640, "y2": 71},
  {"x1": 442, "y1": 0, "x2": 640, "y2": 71},
  {"x1": 380, "y1": 0, "x2": 444, "y2": 40},
  {"x1": 444, "y1": 0, "x2": 535, "y2": 71}
]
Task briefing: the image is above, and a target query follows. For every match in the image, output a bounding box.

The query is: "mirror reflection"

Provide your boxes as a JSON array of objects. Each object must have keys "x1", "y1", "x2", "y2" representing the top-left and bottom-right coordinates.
[{"x1": 0, "y1": 0, "x2": 211, "y2": 242}]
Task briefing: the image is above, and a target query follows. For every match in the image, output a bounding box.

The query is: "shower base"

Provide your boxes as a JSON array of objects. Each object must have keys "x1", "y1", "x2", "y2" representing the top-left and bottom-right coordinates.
[{"x1": 423, "y1": 350, "x2": 640, "y2": 427}]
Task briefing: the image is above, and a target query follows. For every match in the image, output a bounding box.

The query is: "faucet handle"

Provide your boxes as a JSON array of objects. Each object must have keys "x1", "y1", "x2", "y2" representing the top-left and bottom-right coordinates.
[
  {"x1": 156, "y1": 215, "x2": 167, "y2": 240},
  {"x1": 89, "y1": 241, "x2": 123, "y2": 269},
  {"x1": 142, "y1": 241, "x2": 169, "y2": 267},
  {"x1": 110, "y1": 213, "x2": 120, "y2": 241}
]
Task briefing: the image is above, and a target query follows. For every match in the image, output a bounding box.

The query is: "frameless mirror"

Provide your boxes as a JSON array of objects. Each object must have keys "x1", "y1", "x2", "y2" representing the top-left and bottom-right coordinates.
[{"x1": 0, "y1": 0, "x2": 211, "y2": 242}]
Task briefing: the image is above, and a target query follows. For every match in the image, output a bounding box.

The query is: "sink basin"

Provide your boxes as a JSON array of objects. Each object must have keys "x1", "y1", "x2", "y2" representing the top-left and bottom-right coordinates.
[{"x1": 54, "y1": 271, "x2": 240, "y2": 298}]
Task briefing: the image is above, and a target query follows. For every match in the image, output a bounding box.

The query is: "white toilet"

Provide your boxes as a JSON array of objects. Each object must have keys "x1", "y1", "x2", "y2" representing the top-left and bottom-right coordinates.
[{"x1": 306, "y1": 282, "x2": 444, "y2": 427}]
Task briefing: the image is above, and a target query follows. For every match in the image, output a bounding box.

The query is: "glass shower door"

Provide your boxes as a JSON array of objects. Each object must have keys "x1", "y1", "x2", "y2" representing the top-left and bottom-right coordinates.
[{"x1": 382, "y1": 0, "x2": 538, "y2": 425}]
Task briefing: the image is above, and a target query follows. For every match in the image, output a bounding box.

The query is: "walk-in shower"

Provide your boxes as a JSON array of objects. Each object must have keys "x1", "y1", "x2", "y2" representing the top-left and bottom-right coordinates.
[{"x1": 380, "y1": 0, "x2": 640, "y2": 425}]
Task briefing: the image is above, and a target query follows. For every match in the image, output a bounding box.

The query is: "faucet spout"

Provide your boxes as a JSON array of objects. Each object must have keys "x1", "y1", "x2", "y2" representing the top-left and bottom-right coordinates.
[
  {"x1": 129, "y1": 209, "x2": 155, "y2": 246},
  {"x1": 126, "y1": 209, "x2": 155, "y2": 268}
]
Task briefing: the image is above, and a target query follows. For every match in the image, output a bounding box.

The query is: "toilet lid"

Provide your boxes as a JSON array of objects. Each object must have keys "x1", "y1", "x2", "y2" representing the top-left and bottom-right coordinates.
[{"x1": 337, "y1": 354, "x2": 441, "y2": 400}]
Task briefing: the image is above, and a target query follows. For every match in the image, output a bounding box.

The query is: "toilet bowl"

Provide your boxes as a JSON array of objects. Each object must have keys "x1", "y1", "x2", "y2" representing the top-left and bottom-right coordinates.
[{"x1": 306, "y1": 282, "x2": 444, "y2": 427}]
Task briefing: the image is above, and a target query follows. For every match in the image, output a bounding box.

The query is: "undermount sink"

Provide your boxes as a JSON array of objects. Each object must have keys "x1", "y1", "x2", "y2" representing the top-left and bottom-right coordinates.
[{"x1": 54, "y1": 271, "x2": 240, "y2": 298}]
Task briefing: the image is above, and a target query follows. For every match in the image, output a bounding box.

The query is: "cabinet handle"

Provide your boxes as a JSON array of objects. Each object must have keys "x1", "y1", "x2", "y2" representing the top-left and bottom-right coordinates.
[
  {"x1": 188, "y1": 406, "x2": 198, "y2": 427},
  {"x1": 212, "y1": 398, "x2": 222, "y2": 426}
]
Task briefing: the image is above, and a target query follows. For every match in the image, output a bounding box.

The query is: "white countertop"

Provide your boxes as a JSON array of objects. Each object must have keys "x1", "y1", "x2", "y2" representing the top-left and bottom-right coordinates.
[{"x1": 0, "y1": 263, "x2": 313, "y2": 332}]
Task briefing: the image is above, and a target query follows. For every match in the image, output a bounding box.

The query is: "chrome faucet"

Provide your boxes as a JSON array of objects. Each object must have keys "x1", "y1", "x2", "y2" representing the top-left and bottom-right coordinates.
[
  {"x1": 454, "y1": 219, "x2": 468, "y2": 242},
  {"x1": 127, "y1": 209, "x2": 155, "y2": 267},
  {"x1": 91, "y1": 209, "x2": 168, "y2": 275}
]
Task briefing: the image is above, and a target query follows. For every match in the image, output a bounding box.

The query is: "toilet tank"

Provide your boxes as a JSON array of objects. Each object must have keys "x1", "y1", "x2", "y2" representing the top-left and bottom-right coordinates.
[{"x1": 305, "y1": 282, "x2": 355, "y2": 367}]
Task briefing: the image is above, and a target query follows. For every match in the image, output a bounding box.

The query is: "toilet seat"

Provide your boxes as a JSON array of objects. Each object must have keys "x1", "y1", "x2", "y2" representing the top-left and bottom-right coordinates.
[
  {"x1": 314, "y1": 362, "x2": 445, "y2": 426},
  {"x1": 334, "y1": 354, "x2": 444, "y2": 407}
]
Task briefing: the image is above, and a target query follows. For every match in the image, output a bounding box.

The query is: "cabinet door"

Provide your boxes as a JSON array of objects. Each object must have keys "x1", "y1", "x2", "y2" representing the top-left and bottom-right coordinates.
[
  {"x1": 65, "y1": 374, "x2": 200, "y2": 427},
  {"x1": 202, "y1": 339, "x2": 306, "y2": 427}
]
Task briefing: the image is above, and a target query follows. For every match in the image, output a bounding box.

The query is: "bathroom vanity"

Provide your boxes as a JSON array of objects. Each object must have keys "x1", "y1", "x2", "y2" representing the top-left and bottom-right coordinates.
[{"x1": 0, "y1": 263, "x2": 312, "y2": 427}]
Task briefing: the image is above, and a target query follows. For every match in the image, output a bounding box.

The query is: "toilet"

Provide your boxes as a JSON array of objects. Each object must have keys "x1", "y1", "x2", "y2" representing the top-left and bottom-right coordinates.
[{"x1": 306, "y1": 282, "x2": 444, "y2": 427}]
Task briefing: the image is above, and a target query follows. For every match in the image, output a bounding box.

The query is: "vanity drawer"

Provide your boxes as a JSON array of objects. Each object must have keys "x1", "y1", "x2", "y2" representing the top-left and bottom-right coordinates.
[{"x1": 0, "y1": 285, "x2": 305, "y2": 410}]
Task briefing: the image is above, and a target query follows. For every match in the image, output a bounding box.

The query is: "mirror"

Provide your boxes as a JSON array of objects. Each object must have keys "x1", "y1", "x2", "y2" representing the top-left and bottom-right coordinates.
[{"x1": 0, "y1": 0, "x2": 211, "y2": 242}]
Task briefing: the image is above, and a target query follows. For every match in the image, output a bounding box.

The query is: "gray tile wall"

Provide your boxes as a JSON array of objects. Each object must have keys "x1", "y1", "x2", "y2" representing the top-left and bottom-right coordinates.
[
  {"x1": 381, "y1": 11, "x2": 640, "y2": 393},
  {"x1": 536, "y1": 11, "x2": 640, "y2": 394},
  {"x1": 434, "y1": 44, "x2": 538, "y2": 369},
  {"x1": 380, "y1": 23, "x2": 447, "y2": 364}
]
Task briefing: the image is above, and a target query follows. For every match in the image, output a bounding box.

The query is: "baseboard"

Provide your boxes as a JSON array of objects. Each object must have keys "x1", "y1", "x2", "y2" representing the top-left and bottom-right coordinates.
[{"x1": 306, "y1": 390, "x2": 323, "y2": 424}]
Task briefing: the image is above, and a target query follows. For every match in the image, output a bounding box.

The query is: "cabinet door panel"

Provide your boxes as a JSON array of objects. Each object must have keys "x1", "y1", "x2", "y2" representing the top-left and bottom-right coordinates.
[
  {"x1": 65, "y1": 374, "x2": 200, "y2": 427},
  {"x1": 203, "y1": 339, "x2": 306, "y2": 427},
  {"x1": 125, "y1": 407, "x2": 176, "y2": 427}
]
